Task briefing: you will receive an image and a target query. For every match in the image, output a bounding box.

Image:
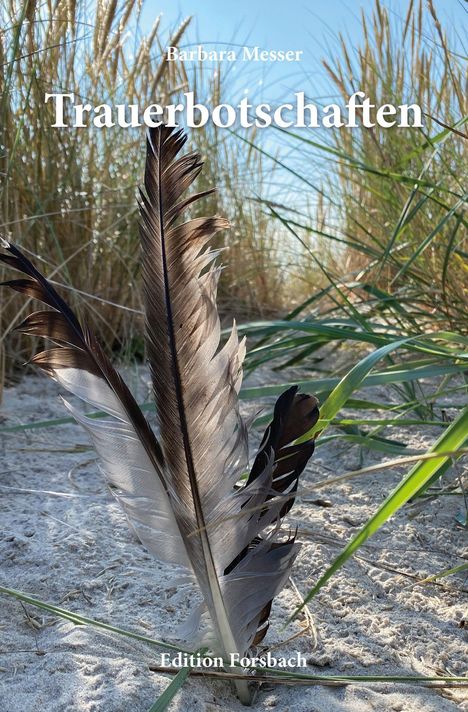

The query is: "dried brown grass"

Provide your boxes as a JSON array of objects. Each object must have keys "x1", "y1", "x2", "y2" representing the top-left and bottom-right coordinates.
[{"x1": 0, "y1": 1, "x2": 278, "y2": 392}]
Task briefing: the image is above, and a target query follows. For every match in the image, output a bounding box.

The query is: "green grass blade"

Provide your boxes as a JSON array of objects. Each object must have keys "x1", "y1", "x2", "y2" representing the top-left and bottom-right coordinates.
[
  {"x1": 0, "y1": 402, "x2": 155, "y2": 433},
  {"x1": 315, "y1": 433, "x2": 413, "y2": 454},
  {"x1": 289, "y1": 407, "x2": 468, "y2": 621},
  {"x1": 414, "y1": 562, "x2": 468, "y2": 586},
  {"x1": 242, "y1": 362, "x2": 465, "y2": 402},
  {"x1": 147, "y1": 668, "x2": 192, "y2": 712},
  {"x1": 237, "y1": 320, "x2": 468, "y2": 360},
  {"x1": 296, "y1": 337, "x2": 417, "y2": 441},
  {"x1": 0, "y1": 585, "x2": 185, "y2": 653}
]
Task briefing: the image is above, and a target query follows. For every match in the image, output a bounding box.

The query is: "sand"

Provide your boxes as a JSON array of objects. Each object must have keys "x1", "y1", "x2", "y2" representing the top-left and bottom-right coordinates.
[{"x1": 1, "y1": 369, "x2": 467, "y2": 711}]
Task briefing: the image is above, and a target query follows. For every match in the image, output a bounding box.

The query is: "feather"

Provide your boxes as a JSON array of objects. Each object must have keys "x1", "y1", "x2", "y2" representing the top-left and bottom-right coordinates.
[
  {"x1": 0, "y1": 243, "x2": 185, "y2": 566},
  {"x1": 0, "y1": 126, "x2": 319, "y2": 705},
  {"x1": 247, "y1": 386, "x2": 319, "y2": 517}
]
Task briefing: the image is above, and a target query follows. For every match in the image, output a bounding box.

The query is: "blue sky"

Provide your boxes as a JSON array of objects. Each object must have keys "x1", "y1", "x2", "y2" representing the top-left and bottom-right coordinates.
[
  {"x1": 141, "y1": 0, "x2": 467, "y2": 99},
  {"x1": 149, "y1": 0, "x2": 466, "y2": 49}
]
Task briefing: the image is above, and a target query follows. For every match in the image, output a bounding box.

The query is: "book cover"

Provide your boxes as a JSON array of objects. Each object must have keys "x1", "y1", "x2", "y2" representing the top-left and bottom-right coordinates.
[{"x1": 0, "y1": 1, "x2": 466, "y2": 711}]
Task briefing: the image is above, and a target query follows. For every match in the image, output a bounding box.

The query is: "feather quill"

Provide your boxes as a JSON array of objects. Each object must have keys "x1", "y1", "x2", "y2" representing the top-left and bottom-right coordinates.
[{"x1": 0, "y1": 126, "x2": 318, "y2": 704}]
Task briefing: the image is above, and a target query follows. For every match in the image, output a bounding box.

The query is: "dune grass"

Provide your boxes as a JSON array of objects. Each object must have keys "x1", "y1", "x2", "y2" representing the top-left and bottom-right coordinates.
[
  {"x1": 249, "y1": 0, "x2": 467, "y2": 332},
  {"x1": 0, "y1": 0, "x2": 191, "y2": 389},
  {"x1": 2, "y1": 0, "x2": 464, "y2": 386},
  {"x1": 233, "y1": 0, "x2": 467, "y2": 637},
  {"x1": 0, "y1": 0, "x2": 275, "y2": 395}
]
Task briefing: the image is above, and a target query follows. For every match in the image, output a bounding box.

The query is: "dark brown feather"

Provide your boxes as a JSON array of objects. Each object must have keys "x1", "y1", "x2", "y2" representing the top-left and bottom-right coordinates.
[
  {"x1": 247, "y1": 386, "x2": 319, "y2": 515},
  {"x1": 16, "y1": 311, "x2": 84, "y2": 346}
]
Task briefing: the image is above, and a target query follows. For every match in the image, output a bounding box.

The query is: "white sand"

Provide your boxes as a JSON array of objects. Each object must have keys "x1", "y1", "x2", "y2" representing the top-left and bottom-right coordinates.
[{"x1": 1, "y1": 370, "x2": 467, "y2": 711}]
